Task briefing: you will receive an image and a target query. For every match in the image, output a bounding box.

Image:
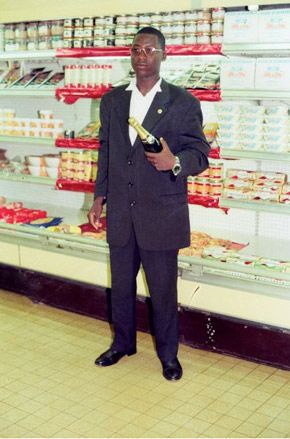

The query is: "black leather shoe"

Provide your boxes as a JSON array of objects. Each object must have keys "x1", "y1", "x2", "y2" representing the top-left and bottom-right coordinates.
[
  {"x1": 162, "y1": 358, "x2": 183, "y2": 381},
  {"x1": 95, "y1": 348, "x2": 136, "y2": 367}
]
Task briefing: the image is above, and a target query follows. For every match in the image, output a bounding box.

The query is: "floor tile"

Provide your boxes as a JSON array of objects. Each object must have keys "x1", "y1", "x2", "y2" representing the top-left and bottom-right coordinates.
[{"x1": 1, "y1": 288, "x2": 290, "y2": 439}]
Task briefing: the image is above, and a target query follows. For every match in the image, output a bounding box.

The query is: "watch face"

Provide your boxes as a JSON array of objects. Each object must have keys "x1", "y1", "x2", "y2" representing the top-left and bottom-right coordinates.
[
  {"x1": 172, "y1": 156, "x2": 181, "y2": 176},
  {"x1": 173, "y1": 164, "x2": 181, "y2": 176}
]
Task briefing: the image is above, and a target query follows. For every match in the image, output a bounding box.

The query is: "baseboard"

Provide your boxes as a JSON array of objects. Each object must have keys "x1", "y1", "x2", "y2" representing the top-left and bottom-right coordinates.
[{"x1": 1, "y1": 263, "x2": 290, "y2": 370}]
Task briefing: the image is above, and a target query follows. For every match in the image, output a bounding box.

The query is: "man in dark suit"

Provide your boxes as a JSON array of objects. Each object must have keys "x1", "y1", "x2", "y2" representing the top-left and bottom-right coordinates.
[{"x1": 88, "y1": 27, "x2": 210, "y2": 380}]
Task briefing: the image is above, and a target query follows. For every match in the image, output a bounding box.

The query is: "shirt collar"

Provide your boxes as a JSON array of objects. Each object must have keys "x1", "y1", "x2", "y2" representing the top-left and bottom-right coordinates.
[{"x1": 125, "y1": 77, "x2": 162, "y2": 93}]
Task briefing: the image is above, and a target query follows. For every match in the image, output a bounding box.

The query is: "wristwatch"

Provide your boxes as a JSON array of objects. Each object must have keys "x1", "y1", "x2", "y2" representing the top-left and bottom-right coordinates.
[{"x1": 172, "y1": 156, "x2": 182, "y2": 176}]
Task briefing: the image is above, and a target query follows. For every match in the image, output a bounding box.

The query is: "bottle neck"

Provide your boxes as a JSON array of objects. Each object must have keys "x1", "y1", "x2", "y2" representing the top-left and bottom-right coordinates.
[{"x1": 128, "y1": 117, "x2": 150, "y2": 141}]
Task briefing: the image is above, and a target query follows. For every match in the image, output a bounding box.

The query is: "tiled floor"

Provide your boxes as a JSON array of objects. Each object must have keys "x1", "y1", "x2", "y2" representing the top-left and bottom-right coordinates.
[{"x1": 1, "y1": 288, "x2": 290, "y2": 438}]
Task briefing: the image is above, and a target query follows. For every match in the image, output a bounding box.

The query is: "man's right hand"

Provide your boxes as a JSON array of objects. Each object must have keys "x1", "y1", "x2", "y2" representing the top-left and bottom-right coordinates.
[{"x1": 88, "y1": 196, "x2": 105, "y2": 231}]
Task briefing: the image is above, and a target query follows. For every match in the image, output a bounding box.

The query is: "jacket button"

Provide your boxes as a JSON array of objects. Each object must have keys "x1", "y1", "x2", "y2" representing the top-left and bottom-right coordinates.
[
  {"x1": 130, "y1": 201, "x2": 136, "y2": 207},
  {"x1": 127, "y1": 160, "x2": 133, "y2": 165},
  {"x1": 128, "y1": 182, "x2": 133, "y2": 187}
]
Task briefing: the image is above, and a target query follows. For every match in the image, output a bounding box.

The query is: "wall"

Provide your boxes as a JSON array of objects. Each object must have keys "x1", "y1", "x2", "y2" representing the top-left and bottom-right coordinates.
[
  {"x1": 0, "y1": 0, "x2": 201, "y2": 23},
  {"x1": 1, "y1": 0, "x2": 289, "y2": 23},
  {"x1": 202, "y1": 0, "x2": 290, "y2": 7}
]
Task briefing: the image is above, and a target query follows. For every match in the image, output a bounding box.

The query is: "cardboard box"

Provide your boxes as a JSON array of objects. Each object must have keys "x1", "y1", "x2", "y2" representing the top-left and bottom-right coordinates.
[
  {"x1": 255, "y1": 58, "x2": 290, "y2": 90},
  {"x1": 221, "y1": 57, "x2": 256, "y2": 90},
  {"x1": 258, "y1": 9, "x2": 290, "y2": 43},
  {"x1": 223, "y1": 11, "x2": 259, "y2": 43}
]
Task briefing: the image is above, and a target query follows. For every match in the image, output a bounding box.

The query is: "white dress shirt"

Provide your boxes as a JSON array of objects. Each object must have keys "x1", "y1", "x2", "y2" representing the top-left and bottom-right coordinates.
[{"x1": 126, "y1": 78, "x2": 162, "y2": 145}]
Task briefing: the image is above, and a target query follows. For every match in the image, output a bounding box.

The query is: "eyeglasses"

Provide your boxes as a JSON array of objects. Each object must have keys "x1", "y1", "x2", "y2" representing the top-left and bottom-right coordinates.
[{"x1": 130, "y1": 47, "x2": 163, "y2": 57}]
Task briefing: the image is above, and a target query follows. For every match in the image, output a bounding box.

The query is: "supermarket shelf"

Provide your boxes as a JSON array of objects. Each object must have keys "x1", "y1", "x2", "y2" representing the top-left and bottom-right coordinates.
[
  {"x1": 0, "y1": 135, "x2": 55, "y2": 146},
  {"x1": 222, "y1": 89, "x2": 290, "y2": 101},
  {"x1": 219, "y1": 198, "x2": 290, "y2": 215},
  {"x1": 55, "y1": 138, "x2": 99, "y2": 149},
  {"x1": 0, "y1": 88, "x2": 55, "y2": 97},
  {"x1": 55, "y1": 86, "x2": 110, "y2": 104},
  {"x1": 2, "y1": 201, "x2": 91, "y2": 227},
  {"x1": 55, "y1": 89, "x2": 221, "y2": 106},
  {"x1": 179, "y1": 256, "x2": 290, "y2": 292},
  {"x1": 56, "y1": 47, "x2": 130, "y2": 58},
  {"x1": 179, "y1": 255, "x2": 290, "y2": 286},
  {"x1": 0, "y1": 50, "x2": 56, "y2": 60},
  {"x1": 220, "y1": 149, "x2": 290, "y2": 162},
  {"x1": 222, "y1": 42, "x2": 290, "y2": 56},
  {"x1": 187, "y1": 195, "x2": 224, "y2": 210},
  {"x1": 0, "y1": 221, "x2": 108, "y2": 258},
  {"x1": 188, "y1": 89, "x2": 221, "y2": 101},
  {"x1": 56, "y1": 44, "x2": 222, "y2": 59},
  {"x1": 0, "y1": 200, "x2": 107, "y2": 256},
  {"x1": 1, "y1": 219, "x2": 290, "y2": 291},
  {"x1": 0, "y1": 45, "x2": 222, "y2": 62},
  {"x1": 167, "y1": 44, "x2": 222, "y2": 56},
  {"x1": 56, "y1": 179, "x2": 95, "y2": 193},
  {"x1": 0, "y1": 174, "x2": 56, "y2": 185}
]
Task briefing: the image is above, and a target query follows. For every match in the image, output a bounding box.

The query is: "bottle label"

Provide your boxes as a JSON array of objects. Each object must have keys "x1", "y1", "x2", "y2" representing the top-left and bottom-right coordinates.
[{"x1": 146, "y1": 134, "x2": 156, "y2": 145}]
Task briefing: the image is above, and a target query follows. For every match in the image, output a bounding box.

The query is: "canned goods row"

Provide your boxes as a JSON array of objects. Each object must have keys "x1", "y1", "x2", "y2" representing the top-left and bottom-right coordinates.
[
  {"x1": 62, "y1": 8, "x2": 225, "y2": 28},
  {"x1": 117, "y1": 8, "x2": 225, "y2": 24},
  {"x1": 200, "y1": 161, "x2": 224, "y2": 178},
  {"x1": 63, "y1": 32, "x2": 223, "y2": 48},
  {"x1": 0, "y1": 117, "x2": 63, "y2": 129},
  {"x1": 64, "y1": 64, "x2": 112, "y2": 88},
  {"x1": 160, "y1": 33, "x2": 223, "y2": 45},
  {"x1": 4, "y1": 36, "x2": 63, "y2": 51},
  {"x1": 189, "y1": 33, "x2": 223, "y2": 45},
  {"x1": 62, "y1": 16, "x2": 224, "y2": 40},
  {"x1": 60, "y1": 164, "x2": 98, "y2": 182},
  {"x1": 4, "y1": 20, "x2": 64, "y2": 40},
  {"x1": 188, "y1": 178, "x2": 223, "y2": 197},
  {"x1": 64, "y1": 17, "x2": 115, "y2": 28},
  {"x1": 1, "y1": 7, "x2": 225, "y2": 53},
  {"x1": 63, "y1": 26, "x2": 115, "y2": 39},
  {"x1": 61, "y1": 150, "x2": 98, "y2": 162},
  {"x1": 60, "y1": 150, "x2": 98, "y2": 182},
  {"x1": 63, "y1": 37, "x2": 116, "y2": 49},
  {"x1": 0, "y1": 125, "x2": 63, "y2": 139},
  {"x1": 153, "y1": 19, "x2": 224, "y2": 34}
]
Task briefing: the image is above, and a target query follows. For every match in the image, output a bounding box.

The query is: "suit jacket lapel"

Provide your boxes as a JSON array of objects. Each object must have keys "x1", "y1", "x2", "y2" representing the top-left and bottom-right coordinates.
[
  {"x1": 141, "y1": 79, "x2": 171, "y2": 134},
  {"x1": 116, "y1": 87, "x2": 132, "y2": 148}
]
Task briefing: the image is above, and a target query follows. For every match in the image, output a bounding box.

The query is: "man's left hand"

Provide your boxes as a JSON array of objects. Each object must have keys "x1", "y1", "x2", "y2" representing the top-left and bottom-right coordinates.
[{"x1": 145, "y1": 137, "x2": 175, "y2": 171}]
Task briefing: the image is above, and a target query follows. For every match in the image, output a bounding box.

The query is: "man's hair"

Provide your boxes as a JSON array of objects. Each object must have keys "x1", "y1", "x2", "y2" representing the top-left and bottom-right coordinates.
[{"x1": 135, "y1": 27, "x2": 166, "y2": 50}]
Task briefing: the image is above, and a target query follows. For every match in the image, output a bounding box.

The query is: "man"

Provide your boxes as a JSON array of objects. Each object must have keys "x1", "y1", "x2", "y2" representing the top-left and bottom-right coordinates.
[{"x1": 88, "y1": 27, "x2": 210, "y2": 381}]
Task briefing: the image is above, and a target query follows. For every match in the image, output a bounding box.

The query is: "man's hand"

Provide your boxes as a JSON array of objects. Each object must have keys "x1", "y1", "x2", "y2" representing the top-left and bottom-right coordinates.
[
  {"x1": 88, "y1": 196, "x2": 105, "y2": 231},
  {"x1": 145, "y1": 137, "x2": 176, "y2": 171}
]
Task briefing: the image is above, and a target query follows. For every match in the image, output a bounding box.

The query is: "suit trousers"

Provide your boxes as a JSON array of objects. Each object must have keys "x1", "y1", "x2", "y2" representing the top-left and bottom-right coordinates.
[{"x1": 109, "y1": 226, "x2": 179, "y2": 362}]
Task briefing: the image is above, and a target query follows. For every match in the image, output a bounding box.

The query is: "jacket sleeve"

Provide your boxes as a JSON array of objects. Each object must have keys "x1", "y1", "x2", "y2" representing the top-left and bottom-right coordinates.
[
  {"x1": 94, "y1": 95, "x2": 110, "y2": 199},
  {"x1": 176, "y1": 97, "x2": 210, "y2": 178}
]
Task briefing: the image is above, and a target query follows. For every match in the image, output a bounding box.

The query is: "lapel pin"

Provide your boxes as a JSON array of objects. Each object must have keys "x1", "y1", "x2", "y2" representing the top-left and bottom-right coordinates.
[{"x1": 157, "y1": 108, "x2": 163, "y2": 114}]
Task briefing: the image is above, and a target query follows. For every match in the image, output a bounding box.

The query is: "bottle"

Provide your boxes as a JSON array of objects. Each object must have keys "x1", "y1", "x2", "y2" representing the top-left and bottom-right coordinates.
[{"x1": 128, "y1": 117, "x2": 162, "y2": 153}]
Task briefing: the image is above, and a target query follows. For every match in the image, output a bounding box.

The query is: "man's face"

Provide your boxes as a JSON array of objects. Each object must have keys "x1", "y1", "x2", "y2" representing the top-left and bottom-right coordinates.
[{"x1": 131, "y1": 33, "x2": 166, "y2": 79}]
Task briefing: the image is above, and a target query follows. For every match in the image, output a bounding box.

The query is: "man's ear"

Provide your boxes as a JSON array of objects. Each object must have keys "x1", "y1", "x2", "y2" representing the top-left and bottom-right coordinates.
[{"x1": 162, "y1": 51, "x2": 167, "y2": 62}]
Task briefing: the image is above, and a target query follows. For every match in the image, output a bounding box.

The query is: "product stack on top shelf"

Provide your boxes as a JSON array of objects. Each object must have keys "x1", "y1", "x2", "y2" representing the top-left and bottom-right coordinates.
[{"x1": 0, "y1": 7, "x2": 225, "y2": 53}]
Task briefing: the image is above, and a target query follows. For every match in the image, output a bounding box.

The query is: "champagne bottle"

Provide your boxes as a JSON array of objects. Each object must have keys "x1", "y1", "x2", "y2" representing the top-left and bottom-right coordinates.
[{"x1": 128, "y1": 117, "x2": 162, "y2": 153}]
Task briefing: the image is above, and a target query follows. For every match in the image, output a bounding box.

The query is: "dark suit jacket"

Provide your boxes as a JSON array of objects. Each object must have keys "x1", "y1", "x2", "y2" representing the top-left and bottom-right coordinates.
[{"x1": 95, "y1": 79, "x2": 210, "y2": 251}]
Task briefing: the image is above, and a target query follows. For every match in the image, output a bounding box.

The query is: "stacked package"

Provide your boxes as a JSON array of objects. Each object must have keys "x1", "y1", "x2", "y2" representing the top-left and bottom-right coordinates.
[
  {"x1": 216, "y1": 103, "x2": 290, "y2": 153},
  {"x1": 223, "y1": 169, "x2": 289, "y2": 203}
]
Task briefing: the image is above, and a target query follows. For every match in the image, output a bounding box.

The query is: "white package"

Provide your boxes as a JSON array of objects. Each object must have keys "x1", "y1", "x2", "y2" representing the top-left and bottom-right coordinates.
[{"x1": 221, "y1": 57, "x2": 256, "y2": 90}]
